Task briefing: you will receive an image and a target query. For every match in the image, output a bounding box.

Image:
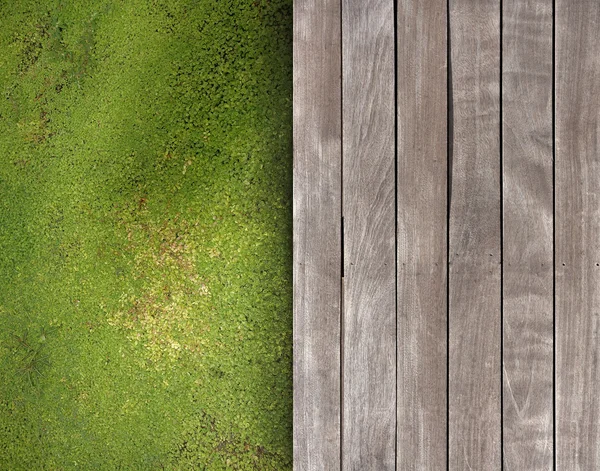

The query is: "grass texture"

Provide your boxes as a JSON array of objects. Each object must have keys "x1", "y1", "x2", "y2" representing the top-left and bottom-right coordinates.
[{"x1": 0, "y1": 0, "x2": 292, "y2": 468}]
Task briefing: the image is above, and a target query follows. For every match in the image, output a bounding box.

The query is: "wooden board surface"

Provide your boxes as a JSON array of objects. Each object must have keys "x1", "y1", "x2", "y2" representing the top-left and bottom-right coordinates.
[
  {"x1": 293, "y1": 0, "x2": 341, "y2": 469},
  {"x1": 294, "y1": 1, "x2": 600, "y2": 468},
  {"x1": 555, "y1": 1, "x2": 600, "y2": 468},
  {"x1": 396, "y1": 1, "x2": 447, "y2": 469},
  {"x1": 341, "y1": 0, "x2": 396, "y2": 468},
  {"x1": 502, "y1": 1, "x2": 554, "y2": 469},
  {"x1": 448, "y1": 1, "x2": 501, "y2": 469}
]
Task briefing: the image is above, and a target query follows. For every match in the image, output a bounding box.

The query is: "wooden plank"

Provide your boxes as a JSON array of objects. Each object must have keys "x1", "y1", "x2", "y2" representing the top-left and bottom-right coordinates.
[
  {"x1": 501, "y1": 1, "x2": 554, "y2": 469},
  {"x1": 556, "y1": 1, "x2": 600, "y2": 468},
  {"x1": 396, "y1": 1, "x2": 447, "y2": 469},
  {"x1": 341, "y1": 0, "x2": 395, "y2": 468},
  {"x1": 293, "y1": 0, "x2": 341, "y2": 469},
  {"x1": 448, "y1": 1, "x2": 501, "y2": 469}
]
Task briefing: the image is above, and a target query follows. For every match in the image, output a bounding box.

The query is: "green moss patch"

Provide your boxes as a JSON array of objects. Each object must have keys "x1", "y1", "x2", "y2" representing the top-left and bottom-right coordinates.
[{"x1": 0, "y1": 0, "x2": 292, "y2": 469}]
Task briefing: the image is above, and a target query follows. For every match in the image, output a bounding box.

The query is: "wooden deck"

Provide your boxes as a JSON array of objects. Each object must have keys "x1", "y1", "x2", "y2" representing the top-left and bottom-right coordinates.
[{"x1": 293, "y1": 0, "x2": 600, "y2": 469}]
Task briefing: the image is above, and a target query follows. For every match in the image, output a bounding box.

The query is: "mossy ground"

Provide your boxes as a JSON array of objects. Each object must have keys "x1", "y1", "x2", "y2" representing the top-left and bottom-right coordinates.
[{"x1": 0, "y1": 0, "x2": 292, "y2": 469}]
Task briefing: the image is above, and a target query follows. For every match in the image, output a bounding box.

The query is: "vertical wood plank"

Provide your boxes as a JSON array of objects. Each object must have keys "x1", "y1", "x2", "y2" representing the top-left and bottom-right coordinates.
[
  {"x1": 342, "y1": 0, "x2": 396, "y2": 468},
  {"x1": 556, "y1": 1, "x2": 600, "y2": 468},
  {"x1": 448, "y1": 0, "x2": 501, "y2": 469},
  {"x1": 396, "y1": 1, "x2": 447, "y2": 469},
  {"x1": 293, "y1": 0, "x2": 341, "y2": 469},
  {"x1": 502, "y1": 1, "x2": 554, "y2": 469}
]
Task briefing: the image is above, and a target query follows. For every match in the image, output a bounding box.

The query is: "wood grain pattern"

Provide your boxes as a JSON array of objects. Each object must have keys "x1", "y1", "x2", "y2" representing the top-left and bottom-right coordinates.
[
  {"x1": 293, "y1": 0, "x2": 341, "y2": 469},
  {"x1": 294, "y1": 3, "x2": 600, "y2": 468},
  {"x1": 396, "y1": 1, "x2": 447, "y2": 469},
  {"x1": 502, "y1": 1, "x2": 554, "y2": 469},
  {"x1": 342, "y1": 0, "x2": 396, "y2": 468},
  {"x1": 556, "y1": 1, "x2": 600, "y2": 468},
  {"x1": 448, "y1": 1, "x2": 501, "y2": 469}
]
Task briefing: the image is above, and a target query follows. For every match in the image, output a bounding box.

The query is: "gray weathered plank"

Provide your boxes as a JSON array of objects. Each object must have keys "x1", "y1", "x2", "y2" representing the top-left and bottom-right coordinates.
[
  {"x1": 342, "y1": 0, "x2": 396, "y2": 468},
  {"x1": 502, "y1": 1, "x2": 554, "y2": 469},
  {"x1": 555, "y1": 1, "x2": 600, "y2": 468},
  {"x1": 293, "y1": 0, "x2": 341, "y2": 469},
  {"x1": 448, "y1": 0, "x2": 501, "y2": 469},
  {"x1": 396, "y1": 1, "x2": 447, "y2": 469}
]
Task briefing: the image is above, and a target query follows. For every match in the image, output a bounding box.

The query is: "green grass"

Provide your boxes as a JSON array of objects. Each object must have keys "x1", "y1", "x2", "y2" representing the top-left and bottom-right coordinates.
[{"x1": 0, "y1": 0, "x2": 292, "y2": 469}]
